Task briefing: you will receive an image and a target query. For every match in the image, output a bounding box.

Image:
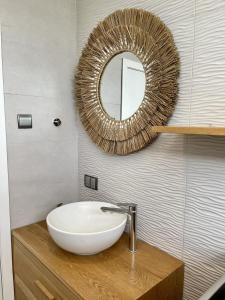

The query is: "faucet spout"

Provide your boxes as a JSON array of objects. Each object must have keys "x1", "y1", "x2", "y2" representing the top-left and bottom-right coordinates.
[
  {"x1": 101, "y1": 203, "x2": 137, "y2": 252},
  {"x1": 101, "y1": 207, "x2": 126, "y2": 214}
]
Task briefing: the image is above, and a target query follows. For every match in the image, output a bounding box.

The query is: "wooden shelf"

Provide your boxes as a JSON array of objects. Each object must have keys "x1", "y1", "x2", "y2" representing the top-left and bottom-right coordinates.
[{"x1": 151, "y1": 126, "x2": 225, "y2": 136}]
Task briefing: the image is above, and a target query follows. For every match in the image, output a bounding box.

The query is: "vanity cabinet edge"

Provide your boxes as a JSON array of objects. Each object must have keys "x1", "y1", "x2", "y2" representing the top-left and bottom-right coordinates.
[{"x1": 12, "y1": 235, "x2": 82, "y2": 300}]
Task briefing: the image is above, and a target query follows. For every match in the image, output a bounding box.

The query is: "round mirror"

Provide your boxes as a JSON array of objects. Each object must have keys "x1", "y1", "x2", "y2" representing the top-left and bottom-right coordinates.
[{"x1": 100, "y1": 52, "x2": 146, "y2": 120}]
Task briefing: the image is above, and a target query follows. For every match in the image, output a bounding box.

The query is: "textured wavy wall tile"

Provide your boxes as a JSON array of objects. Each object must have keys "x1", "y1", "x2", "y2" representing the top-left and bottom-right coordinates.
[
  {"x1": 79, "y1": 123, "x2": 186, "y2": 257},
  {"x1": 183, "y1": 136, "x2": 225, "y2": 299},
  {"x1": 190, "y1": 0, "x2": 225, "y2": 125},
  {"x1": 182, "y1": 1, "x2": 225, "y2": 298},
  {"x1": 77, "y1": 0, "x2": 195, "y2": 28}
]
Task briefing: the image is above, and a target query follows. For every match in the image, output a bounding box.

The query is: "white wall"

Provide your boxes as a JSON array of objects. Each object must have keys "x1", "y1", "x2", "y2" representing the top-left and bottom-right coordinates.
[
  {"x1": 0, "y1": 26, "x2": 14, "y2": 300},
  {"x1": 0, "y1": 272, "x2": 2, "y2": 300},
  {"x1": 77, "y1": 1, "x2": 225, "y2": 299},
  {"x1": 0, "y1": 0, "x2": 79, "y2": 229}
]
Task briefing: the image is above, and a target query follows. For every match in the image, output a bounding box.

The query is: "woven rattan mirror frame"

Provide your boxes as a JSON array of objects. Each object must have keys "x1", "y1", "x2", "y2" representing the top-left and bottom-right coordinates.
[{"x1": 75, "y1": 8, "x2": 179, "y2": 155}]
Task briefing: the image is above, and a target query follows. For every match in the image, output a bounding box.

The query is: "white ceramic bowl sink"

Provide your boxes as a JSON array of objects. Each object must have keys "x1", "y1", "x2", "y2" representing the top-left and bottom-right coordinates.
[{"x1": 46, "y1": 201, "x2": 127, "y2": 255}]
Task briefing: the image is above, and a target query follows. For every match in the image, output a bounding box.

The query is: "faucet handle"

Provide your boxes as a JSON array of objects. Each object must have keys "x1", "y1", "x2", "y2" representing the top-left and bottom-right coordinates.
[{"x1": 116, "y1": 203, "x2": 137, "y2": 212}]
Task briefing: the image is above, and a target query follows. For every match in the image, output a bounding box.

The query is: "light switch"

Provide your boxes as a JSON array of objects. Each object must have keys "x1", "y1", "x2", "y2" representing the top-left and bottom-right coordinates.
[
  {"x1": 90, "y1": 176, "x2": 98, "y2": 190},
  {"x1": 17, "y1": 114, "x2": 32, "y2": 129},
  {"x1": 84, "y1": 175, "x2": 91, "y2": 188},
  {"x1": 84, "y1": 175, "x2": 98, "y2": 190}
]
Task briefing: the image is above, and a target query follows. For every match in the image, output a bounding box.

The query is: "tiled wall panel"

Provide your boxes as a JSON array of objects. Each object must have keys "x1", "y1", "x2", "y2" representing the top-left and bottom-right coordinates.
[
  {"x1": 0, "y1": 0, "x2": 79, "y2": 228},
  {"x1": 79, "y1": 128, "x2": 187, "y2": 258},
  {"x1": 183, "y1": 136, "x2": 225, "y2": 299},
  {"x1": 77, "y1": 0, "x2": 225, "y2": 299},
  {"x1": 190, "y1": 0, "x2": 225, "y2": 126},
  {"x1": 183, "y1": 1, "x2": 225, "y2": 299}
]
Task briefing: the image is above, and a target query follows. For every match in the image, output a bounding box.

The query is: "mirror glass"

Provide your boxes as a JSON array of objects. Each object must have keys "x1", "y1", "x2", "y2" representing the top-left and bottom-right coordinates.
[{"x1": 100, "y1": 52, "x2": 146, "y2": 120}]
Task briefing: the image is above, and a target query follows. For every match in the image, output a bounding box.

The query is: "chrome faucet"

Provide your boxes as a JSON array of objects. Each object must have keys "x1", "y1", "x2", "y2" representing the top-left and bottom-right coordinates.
[{"x1": 101, "y1": 203, "x2": 137, "y2": 252}]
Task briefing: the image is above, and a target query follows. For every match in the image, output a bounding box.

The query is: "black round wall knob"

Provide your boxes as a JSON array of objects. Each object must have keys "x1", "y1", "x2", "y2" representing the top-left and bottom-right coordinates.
[{"x1": 53, "y1": 118, "x2": 62, "y2": 127}]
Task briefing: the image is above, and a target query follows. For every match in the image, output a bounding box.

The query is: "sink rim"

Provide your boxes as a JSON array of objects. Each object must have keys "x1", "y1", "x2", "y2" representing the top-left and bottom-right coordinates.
[{"x1": 46, "y1": 201, "x2": 127, "y2": 236}]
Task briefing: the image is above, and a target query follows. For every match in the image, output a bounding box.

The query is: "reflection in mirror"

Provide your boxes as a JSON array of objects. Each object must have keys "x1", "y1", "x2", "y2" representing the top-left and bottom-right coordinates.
[{"x1": 100, "y1": 52, "x2": 146, "y2": 120}]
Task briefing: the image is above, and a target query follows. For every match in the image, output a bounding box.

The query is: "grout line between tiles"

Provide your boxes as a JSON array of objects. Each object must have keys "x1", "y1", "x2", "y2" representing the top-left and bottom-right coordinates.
[
  {"x1": 188, "y1": 0, "x2": 197, "y2": 127},
  {"x1": 182, "y1": 0, "x2": 197, "y2": 261}
]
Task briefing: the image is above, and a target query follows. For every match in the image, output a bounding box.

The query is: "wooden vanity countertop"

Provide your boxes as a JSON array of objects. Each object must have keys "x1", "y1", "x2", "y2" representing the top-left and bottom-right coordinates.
[{"x1": 12, "y1": 222, "x2": 184, "y2": 300}]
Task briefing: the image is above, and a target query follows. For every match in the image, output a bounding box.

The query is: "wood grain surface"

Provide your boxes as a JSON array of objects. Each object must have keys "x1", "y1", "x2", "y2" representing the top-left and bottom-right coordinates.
[
  {"x1": 152, "y1": 126, "x2": 225, "y2": 136},
  {"x1": 12, "y1": 222, "x2": 184, "y2": 300}
]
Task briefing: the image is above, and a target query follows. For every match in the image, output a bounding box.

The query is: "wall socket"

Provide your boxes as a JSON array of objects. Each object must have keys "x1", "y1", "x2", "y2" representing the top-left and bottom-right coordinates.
[{"x1": 84, "y1": 175, "x2": 98, "y2": 190}]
